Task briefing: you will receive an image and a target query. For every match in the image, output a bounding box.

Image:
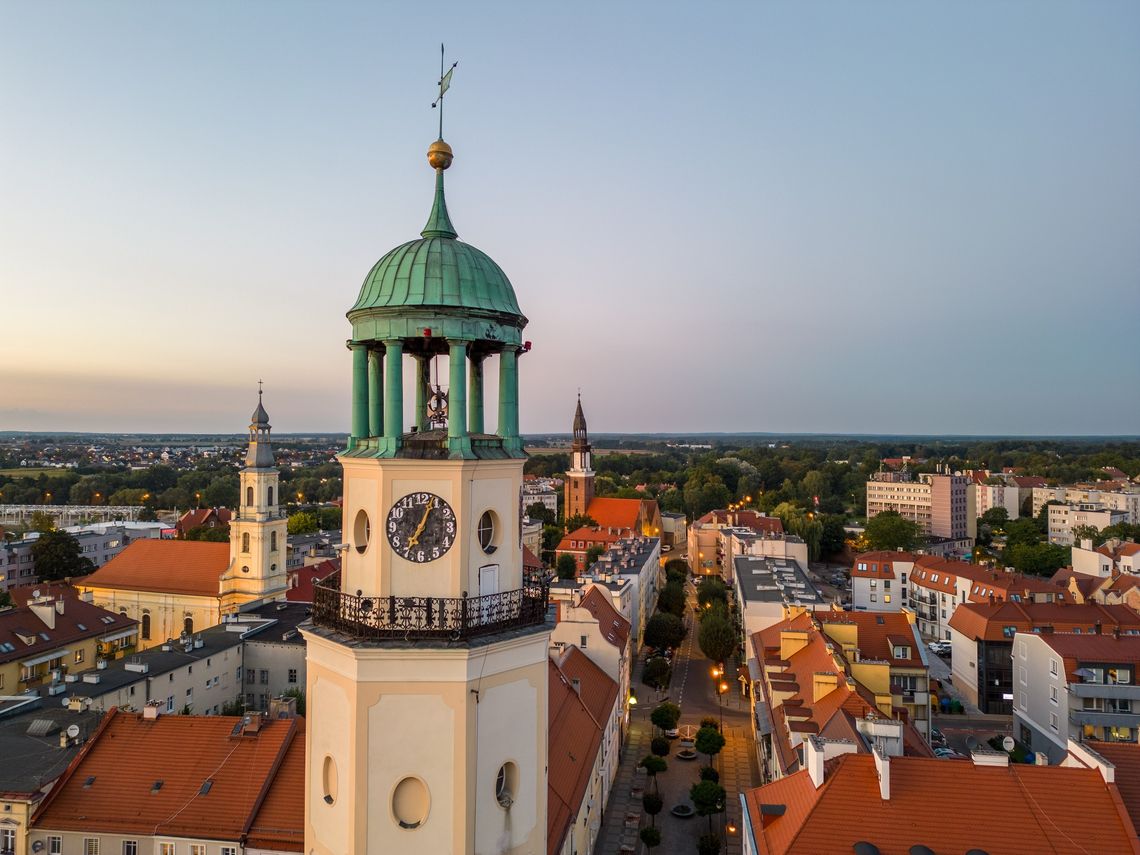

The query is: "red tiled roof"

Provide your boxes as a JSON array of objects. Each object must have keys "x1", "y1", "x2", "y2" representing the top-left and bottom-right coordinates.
[
  {"x1": 285, "y1": 558, "x2": 339, "y2": 603},
  {"x1": 585, "y1": 497, "x2": 643, "y2": 532},
  {"x1": 176, "y1": 507, "x2": 232, "y2": 535},
  {"x1": 547, "y1": 658, "x2": 608, "y2": 855},
  {"x1": 33, "y1": 711, "x2": 299, "y2": 840},
  {"x1": 556, "y1": 645, "x2": 619, "y2": 728},
  {"x1": 1038, "y1": 633, "x2": 1140, "y2": 681},
  {"x1": 1090, "y1": 742, "x2": 1140, "y2": 836},
  {"x1": 245, "y1": 727, "x2": 305, "y2": 852},
  {"x1": 949, "y1": 600, "x2": 1140, "y2": 642},
  {"x1": 814, "y1": 608, "x2": 924, "y2": 667},
  {"x1": 0, "y1": 596, "x2": 137, "y2": 667},
  {"x1": 556, "y1": 526, "x2": 621, "y2": 554},
  {"x1": 696, "y1": 509, "x2": 783, "y2": 535},
  {"x1": 523, "y1": 545, "x2": 544, "y2": 573},
  {"x1": 745, "y1": 753, "x2": 1140, "y2": 855},
  {"x1": 1010, "y1": 475, "x2": 1048, "y2": 488},
  {"x1": 578, "y1": 585, "x2": 631, "y2": 650},
  {"x1": 7, "y1": 581, "x2": 79, "y2": 606},
  {"x1": 80, "y1": 540, "x2": 230, "y2": 598}
]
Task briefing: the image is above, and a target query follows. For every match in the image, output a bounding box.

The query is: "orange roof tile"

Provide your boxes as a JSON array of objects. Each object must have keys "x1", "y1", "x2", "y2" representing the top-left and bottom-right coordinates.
[
  {"x1": 585, "y1": 497, "x2": 643, "y2": 532},
  {"x1": 33, "y1": 711, "x2": 298, "y2": 840},
  {"x1": 547, "y1": 659, "x2": 607, "y2": 855},
  {"x1": 556, "y1": 526, "x2": 621, "y2": 554},
  {"x1": 696, "y1": 509, "x2": 784, "y2": 534},
  {"x1": 814, "y1": 609, "x2": 924, "y2": 667},
  {"x1": 744, "y1": 753, "x2": 1140, "y2": 855},
  {"x1": 556, "y1": 645, "x2": 619, "y2": 728},
  {"x1": 949, "y1": 600, "x2": 1140, "y2": 642},
  {"x1": 523, "y1": 545, "x2": 544, "y2": 573},
  {"x1": 80, "y1": 539, "x2": 230, "y2": 597},
  {"x1": 1090, "y1": 742, "x2": 1140, "y2": 836},
  {"x1": 578, "y1": 586, "x2": 631, "y2": 650},
  {"x1": 245, "y1": 726, "x2": 305, "y2": 852},
  {"x1": 285, "y1": 558, "x2": 339, "y2": 603}
]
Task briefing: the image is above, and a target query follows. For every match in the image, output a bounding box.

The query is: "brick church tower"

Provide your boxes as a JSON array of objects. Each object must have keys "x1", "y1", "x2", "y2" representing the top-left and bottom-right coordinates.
[{"x1": 564, "y1": 394, "x2": 595, "y2": 519}]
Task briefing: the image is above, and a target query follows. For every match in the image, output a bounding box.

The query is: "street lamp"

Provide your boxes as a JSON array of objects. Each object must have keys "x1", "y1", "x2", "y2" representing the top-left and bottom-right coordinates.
[{"x1": 717, "y1": 680, "x2": 729, "y2": 730}]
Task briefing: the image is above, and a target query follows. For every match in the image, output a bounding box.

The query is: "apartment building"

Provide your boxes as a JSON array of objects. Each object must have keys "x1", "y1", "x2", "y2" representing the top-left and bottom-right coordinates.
[
  {"x1": 1072, "y1": 538, "x2": 1140, "y2": 577},
  {"x1": 948, "y1": 600, "x2": 1140, "y2": 714},
  {"x1": 866, "y1": 470, "x2": 975, "y2": 542},
  {"x1": 1014, "y1": 631, "x2": 1140, "y2": 763},
  {"x1": 735, "y1": 555, "x2": 825, "y2": 638},
  {"x1": 582, "y1": 536, "x2": 661, "y2": 647},
  {"x1": 1033, "y1": 484, "x2": 1140, "y2": 521},
  {"x1": 722, "y1": 529, "x2": 809, "y2": 585},
  {"x1": 1047, "y1": 503, "x2": 1128, "y2": 545},
  {"x1": 850, "y1": 551, "x2": 915, "y2": 612},
  {"x1": 688, "y1": 509, "x2": 783, "y2": 577}
]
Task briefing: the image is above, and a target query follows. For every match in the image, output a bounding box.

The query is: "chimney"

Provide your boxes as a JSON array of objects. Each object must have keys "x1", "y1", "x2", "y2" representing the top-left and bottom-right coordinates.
[
  {"x1": 1113, "y1": 625, "x2": 1121, "y2": 640},
  {"x1": 1094, "y1": 621, "x2": 1102, "y2": 635},
  {"x1": 29, "y1": 599, "x2": 57, "y2": 630},
  {"x1": 59, "y1": 731, "x2": 70, "y2": 749},
  {"x1": 805, "y1": 735, "x2": 826, "y2": 788},
  {"x1": 143, "y1": 702, "x2": 162, "y2": 720},
  {"x1": 873, "y1": 744, "x2": 890, "y2": 800},
  {"x1": 812, "y1": 672, "x2": 839, "y2": 703},
  {"x1": 780, "y1": 629, "x2": 810, "y2": 661},
  {"x1": 55, "y1": 599, "x2": 66, "y2": 615},
  {"x1": 269, "y1": 695, "x2": 297, "y2": 719}
]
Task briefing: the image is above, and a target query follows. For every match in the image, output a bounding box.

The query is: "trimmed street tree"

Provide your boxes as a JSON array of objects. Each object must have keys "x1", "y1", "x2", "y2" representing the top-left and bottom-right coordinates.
[
  {"x1": 698, "y1": 611, "x2": 737, "y2": 665},
  {"x1": 639, "y1": 826, "x2": 662, "y2": 849},
  {"x1": 639, "y1": 754, "x2": 667, "y2": 793},
  {"x1": 645, "y1": 612, "x2": 686, "y2": 649},
  {"x1": 642, "y1": 792, "x2": 663, "y2": 827},
  {"x1": 650, "y1": 701, "x2": 681, "y2": 736},
  {"x1": 657, "y1": 580, "x2": 686, "y2": 616},
  {"x1": 695, "y1": 725, "x2": 726, "y2": 766},
  {"x1": 690, "y1": 779, "x2": 727, "y2": 835}
]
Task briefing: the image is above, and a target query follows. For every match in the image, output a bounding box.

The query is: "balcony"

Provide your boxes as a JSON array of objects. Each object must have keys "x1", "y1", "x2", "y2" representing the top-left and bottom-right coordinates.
[
  {"x1": 1069, "y1": 682, "x2": 1140, "y2": 700},
  {"x1": 1069, "y1": 709, "x2": 1140, "y2": 729},
  {"x1": 312, "y1": 571, "x2": 549, "y2": 642}
]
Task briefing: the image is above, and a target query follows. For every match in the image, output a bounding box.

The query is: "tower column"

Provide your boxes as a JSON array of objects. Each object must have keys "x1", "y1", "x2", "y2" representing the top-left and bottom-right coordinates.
[
  {"x1": 498, "y1": 346, "x2": 521, "y2": 455},
  {"x1": 349, "y1": 342, "x2": 368, "y2": 445},
  {"x1": 415, "y1": 355, "x2": 431, "y2": 431},
  {"x1": 447, "y1": 339, "x2": 471, "y2": 456},
  {"x1": 383, "y1": 339, "x2": 404, "y2": 451},
  {"x1": 367, "y1": 348, "x2": 383, "y2": 437},
  {"x1": 468, "y1": 353, "x2": 485, "y2": 434}
]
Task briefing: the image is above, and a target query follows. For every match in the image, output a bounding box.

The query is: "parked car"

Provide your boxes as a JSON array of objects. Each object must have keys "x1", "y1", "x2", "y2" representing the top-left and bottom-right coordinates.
[{"x1": 928, "y1": 641, "x2": 951, "y2": 657}]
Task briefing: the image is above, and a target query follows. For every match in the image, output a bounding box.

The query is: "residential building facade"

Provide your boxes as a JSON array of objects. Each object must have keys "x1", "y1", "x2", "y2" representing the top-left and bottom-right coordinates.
[{"x1": 866, "y1": 470, "x2": 975, "y2": 542}]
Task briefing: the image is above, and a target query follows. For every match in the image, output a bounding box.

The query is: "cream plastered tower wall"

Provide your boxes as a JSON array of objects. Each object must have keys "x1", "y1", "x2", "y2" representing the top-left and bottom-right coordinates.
[{"x1": 341, "y1": 456, "x2": 524, "y2": 599}]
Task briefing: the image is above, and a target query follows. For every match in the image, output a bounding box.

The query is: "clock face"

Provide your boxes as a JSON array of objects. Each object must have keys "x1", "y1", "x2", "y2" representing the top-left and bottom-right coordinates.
[{"x1": 386, "y1": 492, "x2": 456, "y2": 563}]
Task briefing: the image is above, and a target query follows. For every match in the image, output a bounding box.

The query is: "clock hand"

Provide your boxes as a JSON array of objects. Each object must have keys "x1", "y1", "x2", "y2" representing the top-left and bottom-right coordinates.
[{"x1": 406, "y1": 499, "x2": 434, "y2": 548}]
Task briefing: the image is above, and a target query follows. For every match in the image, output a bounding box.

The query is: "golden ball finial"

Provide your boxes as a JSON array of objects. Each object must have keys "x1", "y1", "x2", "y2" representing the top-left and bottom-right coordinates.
[{"x1": 427, "y1": 139, "x2": 453, "y2": 170}]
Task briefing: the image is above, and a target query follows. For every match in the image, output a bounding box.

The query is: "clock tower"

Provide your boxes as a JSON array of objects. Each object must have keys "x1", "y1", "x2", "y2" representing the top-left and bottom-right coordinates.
[
  {"x1": 303, "y1": 127, "x2": 550, "y2": 855},
  {"x1": 564, "y1": 393, "x2": 595, "y2": 519}
]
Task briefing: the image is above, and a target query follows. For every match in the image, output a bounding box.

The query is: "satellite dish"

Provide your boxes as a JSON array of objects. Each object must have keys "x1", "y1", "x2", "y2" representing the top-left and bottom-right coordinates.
[
  {"x1": 66, "y1": 724, "x2": 80, "y2": 739},
  {"x1": 965, "y1": 735, "x2": 980, "y2": 751},
  {"x1": 32, "y1": 589, "x2": 41, "y2": 598},
  {"x1": 61, "y1": 697, "x2": 70, "y2": 708},
  {"x1": 1002, "y1": 736, "x2": 1015, "y2": 752}
]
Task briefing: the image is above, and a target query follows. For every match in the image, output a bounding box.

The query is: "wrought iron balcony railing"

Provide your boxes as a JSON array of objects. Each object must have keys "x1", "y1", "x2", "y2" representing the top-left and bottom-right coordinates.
[{"x1": 311, "y1": 570, "x2": 549, "y2": 642}]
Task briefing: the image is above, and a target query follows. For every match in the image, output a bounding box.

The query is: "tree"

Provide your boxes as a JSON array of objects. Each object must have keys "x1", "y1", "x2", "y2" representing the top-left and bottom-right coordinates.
[
  {"x1": 563, "y1": 514, "x2": 598, "y2": 532},
  {"x1": 773, "y1": 502, "x2": 824, "y2": 561},
  {"x1": 645, "y1": 613, "x2": 686, "y2": 649},
  {"x1": 980, "y1": 507, "x2": 1010, "y2": 529},
  {"x1": 696, "y1": 577, "x2": 728, "y2": 609},
  {"x1": 282, "y1": 687, "x2": 306, "y2": 716},
  {"x1": 698, "y1": 833, "x2": 722, "y2": 855},
  {"x1": 555, "y1": 553, "x2": 579, "y2": 580},
  {"x1": 650, "y1": 701, "x2": 681, "y2": 735},
  {"x1": 288, "y1": 511, "x2": 319, "y2": 535},
  {"x1": 29, "y1": 510, "x2": 55, "y2": 533},
  {"x1": 31, "y1": 530, "x2": 94, "y2": 581},
  {"x1": 639, "y1": 754, "x2": 667, "y2": 792},
  {"x1": 819, "y1": 514, "x2": 848, "y2": 558},
  {"x1": 184, "y1": 524, "x2": 230, "y2": 543},
  {"x1": 639, "y1": 827, "x2": 662, "y2": 849},
  {"x1": 585, "y1": 544, "x2": 606, "y2": 567},
  {"x1": 642, "y1": 792, "x2": 664, "y2": 829},
  {"x1": 664, "y1": 559, "x2": 689, "y2": 583},
  {"x1": 695, "y1": 725, "x2": 726, "y2": 766},
  {"x1": 698, "y1": 611, "x2": 737, "y2": 665},
  {"x1": 657, "y1": 581, "x2": 686, "y2": 617},
  {"x1": 221, "y1": 698, "x2": 246, "y2": 716},
  {"x1": 864, "y1": 511, "x2": 922, "y2": 551},
  {"x1": 690, "y1": 779, "x2": 727, "y2": 835},
  {"x1": 1005, "y1": 542, "x2": 1070, "y2": 576},
  {"x1": 651, "y1": 736, "x2": 670, "y2": 757},
  {"x1": 319, "y1": 507, "x2": 342, "y2": 531},
  {"x1": 525, "y1": 501, "x2": 556, "y2": 525},
  {"x1": 1004, "y1": 517, "x2": 1045, "y2": 550},
  {"x1": 0, "y1": 589, "x2": 12, "y2": 609},
  {"x1": 643, "y1": 657, "x2": 671, "y2": 689}
]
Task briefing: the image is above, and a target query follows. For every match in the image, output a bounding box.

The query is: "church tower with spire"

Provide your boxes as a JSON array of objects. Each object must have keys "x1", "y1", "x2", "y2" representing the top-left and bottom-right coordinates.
[
  {"x1": 222, "y1": 390, "x2": 288, "y2": 606},
  {"x1": 564, "y1": 394, "x2": 595, "y2": 519},
  {"x1": 302, "y1": 80, "x2": 550, "y2": 855}
]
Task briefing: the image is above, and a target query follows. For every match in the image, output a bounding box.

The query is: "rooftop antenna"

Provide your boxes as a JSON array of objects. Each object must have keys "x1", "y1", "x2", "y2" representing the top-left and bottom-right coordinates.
[{"x1": 430, "y1": 43, "x2": 458, "y2": 140}]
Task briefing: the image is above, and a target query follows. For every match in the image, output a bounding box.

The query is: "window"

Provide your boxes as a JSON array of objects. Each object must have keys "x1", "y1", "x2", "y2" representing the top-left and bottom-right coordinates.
[
  {"x1": 288, "y1": 668, "x2": 298, "y2": 684},
  {"x1": 167, "y1": 695, "x2": 175, "y2": 713},
  {"x1": 870, "y1": 579, "x2": 877, "y2": 589},
  {"x1": 242, "y1": 532, "x2": 250, "y2": 553},
  {"x1": 184, "y1": 616, "x2": 194, "y2": 636},
  {"x1": 123, "y1": 843, "x2": 138, "y2": 855},
  {"x1": 1019, "y1": 691, "x2": 1027, "y2": 711},
  {"x1": 221, "y1": 849, "x2": 237, "y2": 855},
  {"x1": 580, "y1": 635, "x2": 588, "y2": 649},
  {"x1": 1050, "y1": 712, "x2": 1059, "y2": 732},
  {"x1": 159, "y1": 844, "x2": 175, "y2": 855},
  {"x1": 75, "y1": 648, "x2": 85, "y2": 664},
  {"x1": 270, "y1": 531, "x2": 278, "y2": 552},
  {"x1": 84, "y1": 839, "x2": 100, "y2": 855},
  {"x1": 870, "y1": 593, "x2": 877, "y2": 602},
  {"x1": 884, "y1": 595, "x2": 892, "y2": 604},
  {"x1": 246, "y1": 486, "x2": 254, "y2": 507},
  {"x1": 892, "y1": 645, "x2": 909, "y2": 659},
  {"x1": 267, "y1": 486, "x2": 274, "y2": 506},
  {"x1": 49, "y1": 838, "x2": 62, "y2": 855},
  {"x1": 2, "y1": 830, "x2": 15, "y2": 852},
  {"x1": 478, "y1": 510, "x2": 497, "y2": 554},
  {"x1": 1050, "y1": 658, "x2": 1060, "y2": 677},
  {"x1": 1018, "y1": 666, "x2": 1026, "y2": 686},
  {"x1": 246, "y1": 668, "x2": 256, "y2": 684},
  {"x1": 260, "y1": 669, "x2": 269, "y2": 685},
  {"x1": 1018, "y1": 640, "x2": 1027, "y2": 659},
  {"x1": 190, "y1": 845, "x2": 206, "y2": 855},
  {"x1": 1050, "y1": 686, "x2": 1059, "y2": 705},
  {"x1": 884, "y1": 581, "x2": 891, "y2": 590},
  {"x1": 142, "y1": 612, "x2": 151, "y2": 640}
]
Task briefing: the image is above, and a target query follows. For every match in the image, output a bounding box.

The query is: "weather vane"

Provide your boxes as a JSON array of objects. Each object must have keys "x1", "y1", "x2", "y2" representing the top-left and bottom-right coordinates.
[{"x1": 431, "y1": 43, "x2": 458, "y2": 140}]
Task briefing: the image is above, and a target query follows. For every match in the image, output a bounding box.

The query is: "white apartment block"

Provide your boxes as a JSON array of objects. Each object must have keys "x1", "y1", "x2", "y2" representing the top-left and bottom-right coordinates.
[
  {"x1": 974, "y1": 482, "x2": 1022, "y2": 520},
  {"x1": 850, "y1": 552, "x2": 914, "y2": 612},
  {"x1": 1047, "y1": 504, "x2": 1128, "y2": 546},
  {"x1": 1072, "y1": 539, "x2": 1140, "y2": 577},
  {"x1": 1033, "y1": 485, "x2": 1140, "y2": 521}
]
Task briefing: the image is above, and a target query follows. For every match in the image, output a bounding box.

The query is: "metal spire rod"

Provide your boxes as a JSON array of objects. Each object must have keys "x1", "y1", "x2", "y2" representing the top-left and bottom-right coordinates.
[{"x1": 431, "y1": 43, "x2": 458, "y2": 140}]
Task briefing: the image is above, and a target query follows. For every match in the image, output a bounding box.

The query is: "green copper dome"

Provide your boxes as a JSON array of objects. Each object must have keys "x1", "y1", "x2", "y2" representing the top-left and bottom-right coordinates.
[{"x1": 348, "y1": 165, "x2": 526, "y2": 338}]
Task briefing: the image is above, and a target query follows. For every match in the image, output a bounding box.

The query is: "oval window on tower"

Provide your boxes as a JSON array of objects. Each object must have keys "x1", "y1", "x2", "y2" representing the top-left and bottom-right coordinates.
[
  {"x1": 495, "y1": 761, "x2": 517, "y2": 808},
  {"x1": 354, "y1": 510, "x2": 370, "y2": 554},
  {"x1": 478, "y1": 510, "x2": 497, "y2": 554},
  {"x1": 322, "y1": 755, "x2": 338, "y2": 805},
  {"x1": 392, "y1": 776, "x2": 429, "y2": 829}
]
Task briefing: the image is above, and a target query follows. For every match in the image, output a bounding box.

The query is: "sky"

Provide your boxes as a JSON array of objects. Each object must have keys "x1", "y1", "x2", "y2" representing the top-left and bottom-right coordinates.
[{"x1": 1, "y1": 1, "x2": 1138, "y2": 436}]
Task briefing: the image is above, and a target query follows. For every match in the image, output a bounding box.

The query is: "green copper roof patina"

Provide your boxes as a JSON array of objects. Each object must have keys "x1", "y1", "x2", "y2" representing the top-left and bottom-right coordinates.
[{"x1": 348, "y1": 144, "x2": 526, "y2": 345}]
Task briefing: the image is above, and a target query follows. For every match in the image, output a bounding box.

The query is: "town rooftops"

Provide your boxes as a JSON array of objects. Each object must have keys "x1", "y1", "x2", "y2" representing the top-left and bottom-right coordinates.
[
  {"x1": 742, "y1": 751, "x2": 1140, "y2": 855},
  {"x1": 32, "y1": 710, "x2": 300, "y2": 841},
  {"x1": 735, "y1": 556, "x2": 823, "y2": 607},
  {"x1": 0, "y1": 593, "x2": 137, "y2": 668},
  {"x1": 80, "y1": 539, "x2": 231, "y2": 597},
  {"x1": 948, "y1": 600, "x2": 1140, "y2": 642},
  {"x1": 696, "y1": 509, "x2": 783, "y2": 534},
  {"x1": 556, "y1": 526, "x2": 621, "y2": 553},
  {"x1": 285, "y1": 558, "x2": 339, "y2": 603},
  {"x1": 909, "y1": 555, "x2": 1065, "y2": 602},
  {"x1": 245, "y1": 726, "x2": 305, "y2": 852},
  {"x1": 1087, "y1": 741, "x2": 1140, "y2": 837},
  {"x1": 812, "y1": 607, "x2": 925, "y2": 667},
  {"x1": 586, "y1": 496, "x2": 658, "y2": 534},
  {"x1": 1036, "y1": 632, "x2": 1140, "y2": 681}
]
